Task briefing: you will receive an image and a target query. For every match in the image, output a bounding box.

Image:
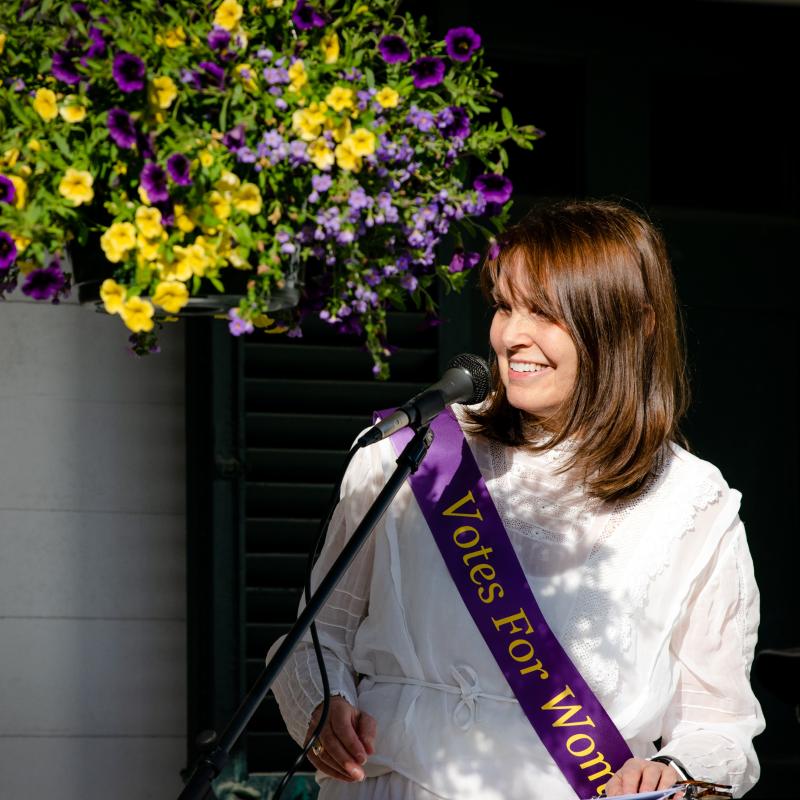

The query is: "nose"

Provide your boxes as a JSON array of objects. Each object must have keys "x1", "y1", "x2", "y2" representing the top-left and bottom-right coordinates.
[{"x1": 500, "y1": 308, "x2": 534, "y2": 349}]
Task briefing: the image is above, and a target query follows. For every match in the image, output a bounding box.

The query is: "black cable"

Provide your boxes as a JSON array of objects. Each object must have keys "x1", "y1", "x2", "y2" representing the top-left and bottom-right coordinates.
[{"x1": 270, "y1": 442, "x2": 364, "y2": 800}]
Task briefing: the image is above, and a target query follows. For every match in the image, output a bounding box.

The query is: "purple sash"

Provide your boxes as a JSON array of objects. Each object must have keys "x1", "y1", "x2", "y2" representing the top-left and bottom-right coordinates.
[{"x1": 378, "y1": 407, "x2": 633, "y2": 798}]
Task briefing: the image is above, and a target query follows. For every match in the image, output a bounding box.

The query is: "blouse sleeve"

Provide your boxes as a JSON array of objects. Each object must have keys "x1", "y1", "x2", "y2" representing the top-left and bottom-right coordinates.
[
  {"x1": 267, "y1": 438, "x2": 386, "y2": 746},
  {"x1": 654, "y1": 514, "x2": 765, "y2": 796}
]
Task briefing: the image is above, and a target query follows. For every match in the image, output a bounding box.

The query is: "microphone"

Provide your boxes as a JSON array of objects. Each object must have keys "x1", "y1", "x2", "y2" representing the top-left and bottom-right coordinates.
[{"x1": 357, "y1": 353, "x2": 491, "y2": 448}]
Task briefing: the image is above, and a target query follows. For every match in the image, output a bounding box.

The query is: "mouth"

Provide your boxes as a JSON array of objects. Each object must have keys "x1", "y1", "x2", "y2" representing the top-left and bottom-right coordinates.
[{"x1": 509, "y1": 360, "x2": 551, "y2": 376}]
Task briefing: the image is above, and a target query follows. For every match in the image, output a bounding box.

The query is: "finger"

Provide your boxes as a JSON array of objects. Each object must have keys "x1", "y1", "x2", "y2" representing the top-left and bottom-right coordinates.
[
  {"x1": 656, "y1": 765, "x2": 680, "y2": 790},
  {"x1": 619, "y1": 763, "x2": 643, "y2": 795},
  {"x1": 331, "y1": 708, "x2": 368, "y2": 764},
  {"x1": 356, "y1": 711, "x2": 377, "y2": 755},
  {"x1": 308, "y1": 750, "x2": 357, "y2": 782},
  {"x1": 318, "y1": 729, "x2": 366, "y2": 780},
  {"x1": 640, "y1": 763, "x2": 665, "y2": 792},
  {"x1": 603, "y1": 771, "x2": 622, "y2": 797}
]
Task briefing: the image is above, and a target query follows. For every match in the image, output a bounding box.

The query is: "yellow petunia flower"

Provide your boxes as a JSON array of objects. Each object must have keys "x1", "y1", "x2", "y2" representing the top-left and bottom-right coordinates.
[
  {"x1": 0, "y1": 32, "x2": 6, "y2": 55},
  {"x1": 8, "y1": 175, "x2": 27, "y2": 209},
  {"x1": 27, "y1": 139, "x2": 42, "y2": 153},
  {"x1": 120, "y1": 296, "x2": 155, "y2": 333},
  {"x1": 325, "y1": 86, "x2": 354, "y2": 113},
  {"x1": 100, "y1": 279, "x2": 126, "y2": 314},
  {"x1": 207, "y1": 190, "x2": 232, "y2": 221},
  {"x1": 149, "y1": 76, "x2": 177, "y2": 109},
  {"x1": 321, "y1": 31, "x2": 339, "y2": 64},
  {"x1": 214, "y1": 0, "x2": 243, "y2": 31},
  {"x1": 137, "y1": 231, "x2": 167, "y2": 261},
  {"x1": 174, "y1": 204, "x2": 197, "y2": 233},
  {"x1": 33, "y1": 88, "x2": 58, "y2": 122},
  {"x1": 172, "y1": 243, "x2": 210, "y2": 277},
  {"x1": 265, "y1": 0, "x2": 284, "y2": 7},
  {"x1": 215, "y1": 170, "x2": 241, "y2": 196},
  {"x1": 135, "y1": 206, "x2": 163, "y2": 239},
  {"x1": 59, "y1": 95, "x2": 87, "y2": 123},
  {"x1": 100, "y1": 222, "x2": 137, "y2": 262},
  {"x1": 375, "y1": 87, "x2": 400, "y2": 110},
  {"x1": 152, "y1": 281, "x2": 189, "y2": 314},
  {"x1": 156, "y1": 27, "x2": 186, "y2": 48},
  {"x1": 198, "y1": 149, "x2": 214, "y2": 168},
  {"x1": 12, "y1": 233, "x2": 31, "y2": 253},
  {"x1": 1, "y1": 148, "x2": 19, "y2": 168},
  {"x1": 335, "y1": 140, "x2": 361, "y2": 173},
  {"x1": 308, "y1": 138, "x2": 334, "y2": 170},
  {"x1": 234, "y1": 183, "x2": 262, "y2": 215},
  {"x1": 327, "y1": 115, "x2": 352, "y2": 143},
  {"x1": 59, "y1": 167, "x2": 94, "y2": 205},
  {"x1": 346, "y1": 128, "x2": 376, "y2": 157},
  {"x1": 291, "y1": 106, "x2": 327, "y2": 141},
  {"x1": 288, "y1": 59, "x2": 307, "y2": 92},
  {"x1": 138, "y1": 185, "x2": 152, "y2": 206},
  {"x1": 235, "y1": 64, "x2": 258, "y2": 93}
]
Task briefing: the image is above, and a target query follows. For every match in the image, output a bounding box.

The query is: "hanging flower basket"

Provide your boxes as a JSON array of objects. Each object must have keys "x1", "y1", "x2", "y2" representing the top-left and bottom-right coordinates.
[{"x1": 0, "y1": 0, "x2": 543, "y2": 376}]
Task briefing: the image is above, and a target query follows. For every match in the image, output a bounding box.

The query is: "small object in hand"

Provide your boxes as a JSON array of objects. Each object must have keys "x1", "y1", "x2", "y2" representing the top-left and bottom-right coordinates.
[
  {"x1": 311, "y1": 741, "x2": 325, "y2": 758},
  {"x1": 677, "y1": 780, "x2": 733, "y2": 800}
]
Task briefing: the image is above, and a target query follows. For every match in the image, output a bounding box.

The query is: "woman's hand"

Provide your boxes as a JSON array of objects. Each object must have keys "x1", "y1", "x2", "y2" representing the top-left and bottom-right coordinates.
[
  {"x1": 304, "y1": 695, "x2": 377, "y2": 782},
  {"x1": 604, "y1": 757, "x2": 680, "y2": 796}
]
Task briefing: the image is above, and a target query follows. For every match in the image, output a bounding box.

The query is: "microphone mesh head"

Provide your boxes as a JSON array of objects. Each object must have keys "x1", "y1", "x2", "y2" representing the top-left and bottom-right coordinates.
[{"x1": 446, "y1": 353, "x2": 491, "y2": 404}]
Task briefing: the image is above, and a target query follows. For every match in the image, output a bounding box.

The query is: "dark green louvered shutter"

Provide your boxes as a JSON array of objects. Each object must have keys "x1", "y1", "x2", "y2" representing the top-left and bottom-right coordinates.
[{"x1": 242, "y1": 312, "x2": 439, "y2": 771}]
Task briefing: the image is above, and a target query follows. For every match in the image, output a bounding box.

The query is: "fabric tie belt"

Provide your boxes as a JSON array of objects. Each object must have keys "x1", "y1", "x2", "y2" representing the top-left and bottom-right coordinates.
[{"x1": 367, "y1": 665, "x2": 517, "y2": 731}]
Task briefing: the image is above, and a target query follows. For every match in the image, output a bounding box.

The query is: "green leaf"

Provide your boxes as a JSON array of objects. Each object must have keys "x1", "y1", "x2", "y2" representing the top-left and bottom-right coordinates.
[{"x1": 501, "y1": 106, "x2": 513, "y2": 129}]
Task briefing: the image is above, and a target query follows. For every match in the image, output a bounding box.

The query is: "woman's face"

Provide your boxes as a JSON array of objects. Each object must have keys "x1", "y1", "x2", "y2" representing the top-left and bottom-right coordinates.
[{"x1": 489, "y1": 260, "x2": 579, "y2": 423}]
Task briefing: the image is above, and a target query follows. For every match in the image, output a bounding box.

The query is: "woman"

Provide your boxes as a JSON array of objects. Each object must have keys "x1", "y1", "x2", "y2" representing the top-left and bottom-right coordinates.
[{"x1": 269, "y1": 199, "x2": 765, "y2": 799}]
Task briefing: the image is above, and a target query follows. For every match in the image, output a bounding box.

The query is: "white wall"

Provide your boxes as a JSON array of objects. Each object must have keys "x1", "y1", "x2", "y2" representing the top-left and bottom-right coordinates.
[{"x1": 0, "y1": 298, "x2": 187, "y2": 798}]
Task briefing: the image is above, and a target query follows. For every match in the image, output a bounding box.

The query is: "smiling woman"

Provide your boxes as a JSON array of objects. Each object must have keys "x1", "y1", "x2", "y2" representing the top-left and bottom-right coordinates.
[
  {"x1": 269, "y1": 198, "x2": 764, "y2": 800},
  {"x1": 469, "y1": 198, "x2": 688, "y2": 504}
]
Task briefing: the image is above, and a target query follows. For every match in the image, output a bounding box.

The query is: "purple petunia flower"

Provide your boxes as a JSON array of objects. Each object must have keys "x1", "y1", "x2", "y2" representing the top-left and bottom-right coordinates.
[
  {"x1": 223, "y1": 124, "x2": 246, "y2": 151},
  {"x1": 437, "y1": 105, "x2": 470, "y2": 139},
  {"x1": 473, "y1": 173, "x2": 513, "y2": 205},
  {"x1": 228, "y1": 308, "x2": 254, "y2": 336},
  {"x1": 107, "y1": 107, "x2": 137, "y2": 148},
  {"x1": 378, "y1": 34, "x2": 411, "y2": 64},
  {"x1": 444, "y1": 26, "x2": 482, "y2": 62},
  {"x1": 292, "y1": 0, "x2": 326, "y2": 30},
  {"x1": 208, "y1": 26, "x2": 231, "y2": 51},
  {"x1": 198, "y1": 60, "x2": 226, "y2": 90},
  {"x1": 487, "y1": 240, "x2": 501, "y2": 260},
  {"x1": 51, "y1": 50, "x2": 82, "y2": 85},
  {"x1": 83, "y1": 26, "x2": 107, "y2": 63},
  {"x1": 167, "y1": 153, "x2": 192, "y2": 186},
  {"x1": 140, "y1": 163, "x2": 169, "y2": 203},
  {"x1": 0, "y1": 230, "x2": 17, "y2": 271},
  {"x1": 448, "y1": 249, "x2": 481, "y2": 273},
  {"x1": 409, "y1": 57, "x2": 446, "y2": 89},
  {"x1": 0, "y1": 176, "x2": 16, "y2": 206},
  {"x1": 22, "y1": 262, "x2": 67, "y2": 300},
  {"x1": 113, "y1": 52, "x2": 146, "y2": 93}
]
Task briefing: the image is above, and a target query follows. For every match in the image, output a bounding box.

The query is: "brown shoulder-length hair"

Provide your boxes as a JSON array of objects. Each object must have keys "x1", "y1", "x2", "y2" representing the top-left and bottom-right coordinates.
[{"x1": 466, "y1": 198, "x2": 691, "y2": 504}]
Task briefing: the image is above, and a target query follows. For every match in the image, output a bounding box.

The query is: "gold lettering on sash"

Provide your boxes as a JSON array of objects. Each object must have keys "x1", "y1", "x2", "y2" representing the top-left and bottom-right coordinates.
[
  {"x1": 541, "y1": 685, "x2": 596, "y2": 728},
  {"x1": 566, "y1": 733, "x2": 596, "y2": 757},
  {"x1": 442, "y1": 490, "x2": 484, "y2": 520},
  {"x1": 492, "y1": 608, "x2": 534, "y2": 635},
  {"x1": 579, "y1": 752, "x2": 614, "y2": 782},
  {"x1": 509, "y1": 638, "x2": 535, "y2": 662},
  {"x1": 478, "y1": 582, "x2": 504, "y2": 604},
  {"x1": 469, "y1": 563, "x2": 496, "y2": 584},
  {"x1": 452, "y1": 525, "x2": 480, "y2": 549}
]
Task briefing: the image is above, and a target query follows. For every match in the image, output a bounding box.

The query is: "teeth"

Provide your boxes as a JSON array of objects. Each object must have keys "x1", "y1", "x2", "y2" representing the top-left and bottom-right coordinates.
[{"x1": 510, "y1": 362, "x2": 548, "y2": 373}]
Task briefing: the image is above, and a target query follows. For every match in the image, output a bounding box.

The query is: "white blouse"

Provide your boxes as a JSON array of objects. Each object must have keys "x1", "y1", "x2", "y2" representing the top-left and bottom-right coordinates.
[{"x1": 268, "y1": 406, "x2": 765, "y2": 799}]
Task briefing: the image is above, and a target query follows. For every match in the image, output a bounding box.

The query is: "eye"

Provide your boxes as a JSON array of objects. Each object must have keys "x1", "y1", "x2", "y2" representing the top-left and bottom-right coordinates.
[{"x1": 491, "y1": 299, "x2": 510, "y2": 312}]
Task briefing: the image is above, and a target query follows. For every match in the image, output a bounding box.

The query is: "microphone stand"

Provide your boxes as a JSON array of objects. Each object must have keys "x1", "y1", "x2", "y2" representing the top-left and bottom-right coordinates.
[{"x1": 178, "y1": 424, "x2": 434, "y2": 800}]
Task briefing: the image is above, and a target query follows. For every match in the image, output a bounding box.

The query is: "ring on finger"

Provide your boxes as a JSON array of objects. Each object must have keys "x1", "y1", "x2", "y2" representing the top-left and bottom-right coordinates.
[{"x1": 311, "y1": 741, "x2": 325, "y2": 758}]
